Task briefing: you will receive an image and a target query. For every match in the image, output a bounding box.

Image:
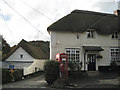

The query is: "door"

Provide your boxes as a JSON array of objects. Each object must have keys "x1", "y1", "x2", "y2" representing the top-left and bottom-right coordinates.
[{"x1": 87, "y1": 54, "x2": 96, "y2": 71}]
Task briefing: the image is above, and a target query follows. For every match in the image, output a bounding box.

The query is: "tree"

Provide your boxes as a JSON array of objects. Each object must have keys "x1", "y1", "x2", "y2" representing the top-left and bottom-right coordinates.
[
  {"x1": 2, "y1": 37, "x2": 11, "y2": 59},
  {"x1": 0, "y1": 35, "x2": 2, "y2": 60}
]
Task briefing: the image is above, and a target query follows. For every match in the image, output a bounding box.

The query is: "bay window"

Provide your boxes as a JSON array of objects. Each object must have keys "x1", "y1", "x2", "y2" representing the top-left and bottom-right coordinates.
[{"x1": 65, "y1": 48, "x2": 80, "y2": 63}]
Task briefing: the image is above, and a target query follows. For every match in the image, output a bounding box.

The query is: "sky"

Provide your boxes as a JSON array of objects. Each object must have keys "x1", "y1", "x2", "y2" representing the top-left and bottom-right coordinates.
[{"x1": 0, "y1": 0, "x2": 120, "y2": 46}]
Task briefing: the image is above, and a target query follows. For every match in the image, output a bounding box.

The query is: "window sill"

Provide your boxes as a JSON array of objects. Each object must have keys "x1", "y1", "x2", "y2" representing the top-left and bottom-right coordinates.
[
  {"x1": 111, "y1": 38, "x2": 119, "y2": 40},
  {"x1": 87, "y1": 37, "x2": 96, "y2": 39}
]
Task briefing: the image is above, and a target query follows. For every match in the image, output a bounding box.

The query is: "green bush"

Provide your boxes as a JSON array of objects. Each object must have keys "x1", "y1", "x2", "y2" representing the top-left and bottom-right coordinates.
[
  {"x1": 2, "y1": 69, "x2": 12, "y2": 84},
  {"x1": 44, "y1": 60, "x2": 60, "y2": 84},
  {"x1": 68, "y1": 61, "x2": 76, "y2": 71},
  {"x1": 110, "y1": 61, "x2": 118, "y2": 71},
  {"x1": 53, "y1": 77, "x2": 69, "y2": 89},
  {"x1": 68, "y1": 61, "x2": 82, "y2": 71},
  {"x1": 2, "y1": 68, "x2": 23, "y2": 84}
]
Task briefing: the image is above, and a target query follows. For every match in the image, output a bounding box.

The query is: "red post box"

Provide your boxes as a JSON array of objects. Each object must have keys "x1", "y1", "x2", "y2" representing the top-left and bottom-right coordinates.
[{"x1": 56, "y1": 53, "x2": 68, "y2": 78}]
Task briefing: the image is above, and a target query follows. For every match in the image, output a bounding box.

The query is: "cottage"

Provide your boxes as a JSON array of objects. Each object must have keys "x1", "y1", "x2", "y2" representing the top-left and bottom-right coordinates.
[
  {"x1": 47, "y1": 10, "x2": 120, "y2": 71},
  {"x1": 2, "y1": 39, "x2": 49, "y2": 75}
]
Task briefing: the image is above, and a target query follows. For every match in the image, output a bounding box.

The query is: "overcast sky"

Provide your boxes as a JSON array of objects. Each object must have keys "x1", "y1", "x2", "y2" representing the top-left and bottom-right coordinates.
[{"x1": 0, "y1": 0, "x2": 120, "y2": 46}]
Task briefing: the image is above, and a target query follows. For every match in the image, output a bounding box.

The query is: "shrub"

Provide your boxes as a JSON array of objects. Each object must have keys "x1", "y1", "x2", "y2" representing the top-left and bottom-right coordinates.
[
  {"x1": 44, "y1": 60, "x2": 60, "y2": 84},
  {"x1": 68, "y1": 61, "x2": 82, "y2": 71},
  {"x1": 53, "y1": 77, "x2": 69, "y2": 89},
  {"x1": 68, "y1": 61, "x2": 76, "y2": 71},
  {"x1": 2, "y1": 68, "x2": 23, "y2": 84},
  {"x1": 110, "y1": 61, "x2": 119, "y2": 71},
  {"x1": 2, "y1": 69, "x2": 12, "y2": 84}
]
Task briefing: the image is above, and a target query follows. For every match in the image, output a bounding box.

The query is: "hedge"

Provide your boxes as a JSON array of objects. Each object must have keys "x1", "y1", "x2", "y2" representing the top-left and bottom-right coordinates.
[
  {"x1": 44, "y1": 60, "x2": 60, "y2": 84},
  {"x1": 2, "y1": 68, "x2": 23, "y2": 84}
]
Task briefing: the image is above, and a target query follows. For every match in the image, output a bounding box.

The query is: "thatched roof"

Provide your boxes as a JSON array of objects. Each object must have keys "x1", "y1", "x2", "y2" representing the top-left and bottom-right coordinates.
[
  {"x1": 3, "y1": 39, "x2": 49, "y2": 61},
  {"x1": 47, "y1": 10, "x2": 119, "y2": 34}
]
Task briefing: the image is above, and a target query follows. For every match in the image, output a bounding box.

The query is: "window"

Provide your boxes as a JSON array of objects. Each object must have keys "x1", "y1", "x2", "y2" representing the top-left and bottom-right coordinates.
[
  {"x1": 110, "y1": 48, "x2": 120, "y2": 61},
  {"x1": 77, "y1": 34, "x2": 80, "y2": 39},
  {"x1": 20, "y1": 54, "x2": 23, "y2": 58},
  {"x1": 65, "y1": 48, "x2": 80, "y2": 63},
  {"x1": 86, "y1": 30, "x2": 95, "y2": 38},
  {"x1": 111, "y1": 32, "x2": 119, "y2": 39}
]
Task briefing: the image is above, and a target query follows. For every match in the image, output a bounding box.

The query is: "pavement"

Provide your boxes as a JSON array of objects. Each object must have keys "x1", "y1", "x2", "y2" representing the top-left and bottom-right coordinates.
[
  {"x1": 67, "y1": 71, "x2": 120, "y2": 88},
  {"x1": 2, "y1": 71, "x2": 120, "y2": 89}
]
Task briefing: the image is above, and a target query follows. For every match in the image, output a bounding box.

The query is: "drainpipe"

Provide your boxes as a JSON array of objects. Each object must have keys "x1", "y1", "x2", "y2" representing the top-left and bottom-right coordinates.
[{"x1": 84, "y1": 53, "x2": 86, "y2": 71}]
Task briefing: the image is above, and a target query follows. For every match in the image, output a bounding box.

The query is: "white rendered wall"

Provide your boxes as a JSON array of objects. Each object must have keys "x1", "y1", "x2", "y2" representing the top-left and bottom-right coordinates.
[
  {"x1": 6, "y1": 47, "x2": 34, "y2": 62},
  {"x1": 23, "y1": 59, "x2": 47, "y2": 75},
  {"x1": 50, "y1": 31, "x2": 119, "y2": 70}
]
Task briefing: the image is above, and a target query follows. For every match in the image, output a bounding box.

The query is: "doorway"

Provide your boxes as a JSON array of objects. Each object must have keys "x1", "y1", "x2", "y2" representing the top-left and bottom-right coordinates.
[{"x1": 87, "y1": 54, "x2": 96, "y2": 71}]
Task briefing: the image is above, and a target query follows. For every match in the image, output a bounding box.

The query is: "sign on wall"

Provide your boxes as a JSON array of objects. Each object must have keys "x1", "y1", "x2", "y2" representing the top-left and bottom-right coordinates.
[{"x1": 9, "y1": 64, "x2": 14, "y2": 69}]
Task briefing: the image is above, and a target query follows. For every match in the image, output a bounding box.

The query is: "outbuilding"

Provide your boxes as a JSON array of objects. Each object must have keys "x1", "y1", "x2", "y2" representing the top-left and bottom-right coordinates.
[{"x1": 2, "y1": 39, "x2": 49, "y2": 75}]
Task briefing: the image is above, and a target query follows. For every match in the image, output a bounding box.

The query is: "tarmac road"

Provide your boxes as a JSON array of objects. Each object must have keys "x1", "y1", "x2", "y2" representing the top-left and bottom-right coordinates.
[
  {"x1": 2, "y1": 73, "x2": 47, "y2": 88},
  {"x1": 2, "y1": 71, "x2": 120, "y2": 89}
]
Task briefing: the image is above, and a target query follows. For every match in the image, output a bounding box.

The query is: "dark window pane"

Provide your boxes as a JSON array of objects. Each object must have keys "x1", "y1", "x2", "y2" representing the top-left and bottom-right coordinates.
[{"x1": 112, "y1": 34, "x2": 114, "y2": 38}]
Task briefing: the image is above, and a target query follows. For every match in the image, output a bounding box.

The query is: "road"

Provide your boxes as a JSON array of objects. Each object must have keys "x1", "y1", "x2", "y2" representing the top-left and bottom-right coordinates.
[
  {"x1": 2, "y1": 73, "x2": 47, "y2": 88},
  {"x1": 2, "y1": 71, "x2": 120, "y2": 89}
]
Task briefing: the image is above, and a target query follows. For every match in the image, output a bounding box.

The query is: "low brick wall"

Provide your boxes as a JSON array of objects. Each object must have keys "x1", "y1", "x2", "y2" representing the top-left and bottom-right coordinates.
[{"x1": 98, "y1": 66, "x2": 120, "y2": 72}]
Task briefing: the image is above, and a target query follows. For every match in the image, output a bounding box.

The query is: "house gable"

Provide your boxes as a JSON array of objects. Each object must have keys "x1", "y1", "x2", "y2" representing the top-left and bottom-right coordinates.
[
  {"x1": 6, "y1": 47, "x2": 34, "y2": 62},
  {"x1": 3, "y1": 39, "x2": 49, "y2": 61}
]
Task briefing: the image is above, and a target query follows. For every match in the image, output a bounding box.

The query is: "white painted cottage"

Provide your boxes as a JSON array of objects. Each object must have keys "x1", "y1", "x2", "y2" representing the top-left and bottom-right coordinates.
[
  {"x1": 47, "y1": 10, "x2": 120, "y2": 71},
  {"x1": 2, "y1": 39, "x2": 49, "y2": 75}
]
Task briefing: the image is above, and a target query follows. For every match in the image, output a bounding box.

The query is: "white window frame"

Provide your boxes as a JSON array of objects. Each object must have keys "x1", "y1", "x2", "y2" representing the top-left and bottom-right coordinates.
[
  {"x1": 20, "y1": 54, "x2": 23, "y2": 59},
  {"x1": 65, "y1": 48, "x2": 80, "y2": 63},
  {"x1": 86, "y1": 30, "x2": 95, "y2": 39},
  {"x1": 111, "y1": 32, "x2": 119, "y2": 39},
  {"x1": 110, "y1": 47, "x2": 120, "y2": 61},
  {"x1": 76, "y1": 34, "x2": 80, "y2": 39}
]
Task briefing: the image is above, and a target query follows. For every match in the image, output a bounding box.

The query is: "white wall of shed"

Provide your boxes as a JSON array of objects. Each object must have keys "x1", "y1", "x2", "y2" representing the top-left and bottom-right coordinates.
[{"x1": 23, "y1": 59, "x2": 47, "y2": 76}]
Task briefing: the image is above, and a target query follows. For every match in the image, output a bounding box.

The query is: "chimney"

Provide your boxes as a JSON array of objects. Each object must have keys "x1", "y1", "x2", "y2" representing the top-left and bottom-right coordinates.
[
  {"x1": 114, "y1": 10, "x2": 120, "y2": 16},
  {"x1": 114, "y1": 10, "x2": 120, "y2": 33}
]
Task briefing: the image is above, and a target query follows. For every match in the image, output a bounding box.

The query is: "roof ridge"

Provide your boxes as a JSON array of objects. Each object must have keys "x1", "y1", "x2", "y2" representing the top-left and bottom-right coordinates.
[
  {"x1": 19, "y1": 39, "x2": 40, "y2": 48},
  {"x1": 3, "y1": 39, "x2": 49, "y2": 61},
  {"x1": 47, "y1": 9, "x2": 118, "y2": 34},
  {"x1": 28, "y1": 41, "x2": 50, "y2": 48},
  {"x1": 71, "y1": 9, "x2": 116, "y2": 17}
]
